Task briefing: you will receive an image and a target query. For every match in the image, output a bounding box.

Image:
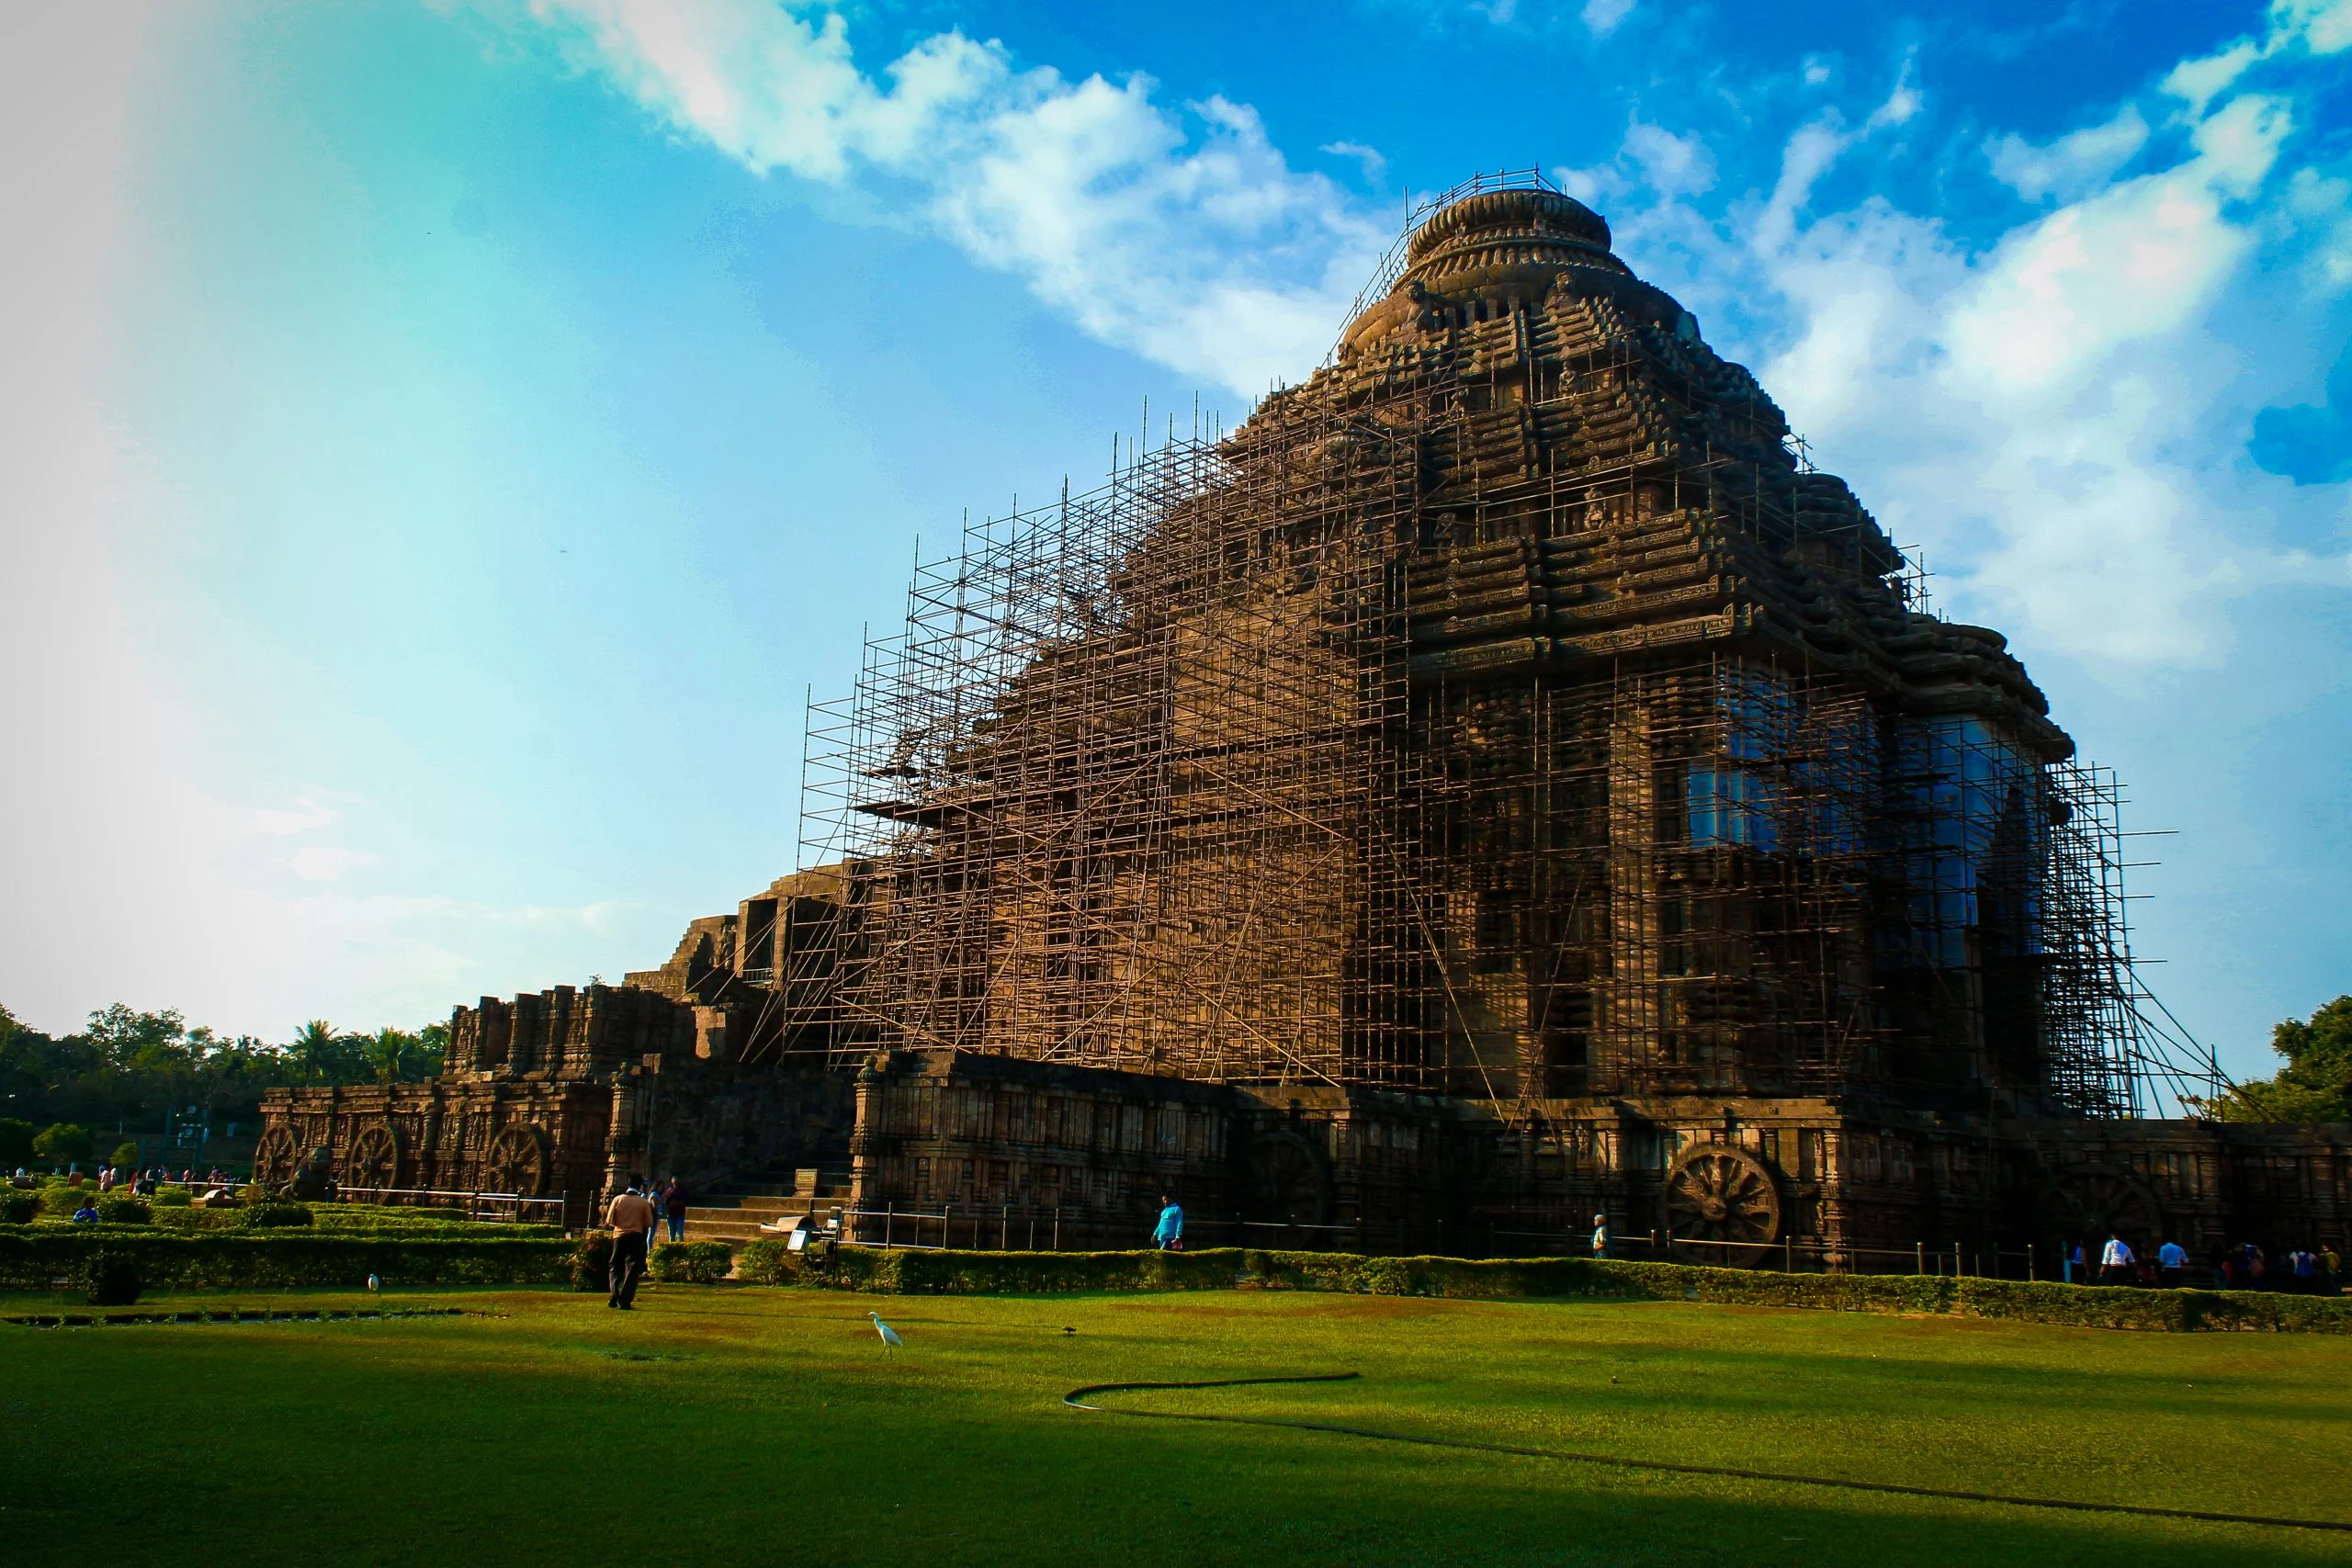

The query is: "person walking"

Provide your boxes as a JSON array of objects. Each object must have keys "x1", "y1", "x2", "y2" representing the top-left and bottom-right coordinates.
[
  {"x1": 2323, "y1": 1242, "x2": 2341, "y2": 1296},
  {"x1": 2063, "y1": 1240, "x2": 2084, "y2": 1285},
  {"x1": 1589, "y1": 1213, "x2": 1611, "y2": 1260},
  {"x1": 2156, "y1": 1238, "x2": 2187, "y2": 1288},
  {"x1": 605, "y1": 1180, "x2": 657, "y2": 1310},
  {"x1": 662, "y1": 1178, "x2": 689, "y2": 1243},
  {"x1": 2098, "y1": 1232, "x2": 2134, "y2": 1286},
  {"x1": 1152, "y1": 1194, "x2": 1184, "y2": 1251}
]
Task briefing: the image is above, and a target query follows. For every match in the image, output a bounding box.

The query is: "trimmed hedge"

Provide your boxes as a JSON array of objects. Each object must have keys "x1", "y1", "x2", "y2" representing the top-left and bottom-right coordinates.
[
  {"x1": 0, "y1": 1228, "x2": 577, "y2": 1291},
  {"x1": 729, "y1": 1244, "x2": 2352, "y2": 1334},
  {"x1": 647, "y1": 1241, "x2": 733, "y2": 1285}
]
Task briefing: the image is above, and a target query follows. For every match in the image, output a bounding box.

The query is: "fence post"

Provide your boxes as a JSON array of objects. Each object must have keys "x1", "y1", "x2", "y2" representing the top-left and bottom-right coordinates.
[
  {"x1": 1784, "y1": 1235, "x2": 1793, "y2": 1273},
  {"x1": 884, "y1": 1202, "x2": 894, "y2": 1249},
  {"x1": 1053, "y1": 1206, "x2": 1061, "y2": 1251},
  {"x1": 1915, "y1": 1241, "x2": 1924, "y2": 1275},
  {"x1": 1001, "y1": 1204, "x2": 1010, "y2": 1250},
  {"x1": 2028, "y1": 1242, "x2": 2036, "y2": 1282},
  {"x1": 943, "y1": 1203, "x2": 953, "y2": 1251}
]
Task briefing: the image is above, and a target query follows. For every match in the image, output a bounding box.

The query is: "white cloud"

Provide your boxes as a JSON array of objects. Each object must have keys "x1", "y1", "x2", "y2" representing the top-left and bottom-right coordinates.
[
  {"x1": 1581, "y1": 0, "x2": 1635, "y2": 38},
  {"x1": 2162, "y1": 39, "x2": 2259, "y2": 114},
  {"x1": 508, "y1": 0, "x2": 1382, "y2": 395},
  {"x1": 247, "y1": 795, "x2": 345, "y2": 836},
  {"x1": 1321, "y1": 139, "x2": 1388, "y2": 186},
  {"x1": 1987, "y1": 106, "x2": 2150, "y2": 202},
  {"x1": 499, "y1": 0, "x2": 2352, "y2": 671},
  {"x1": 284, "y1": 845, "x2": 383, "y2": 882},
  {"x1": 2270, "y1": 0, "x2": 2352, "y2": 54},
  {"x1": 1589, "y1": 8, "x2": 2352, "y2": 667},
  {"x1": 1623, "y1": 121, "x2": 1714, "y2": 197}
]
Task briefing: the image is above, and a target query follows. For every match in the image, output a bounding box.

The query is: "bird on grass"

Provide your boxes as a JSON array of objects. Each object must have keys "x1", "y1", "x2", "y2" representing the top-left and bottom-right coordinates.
[{"x1": 869, "y1": 1311, "x2": 904, "y2": 1350}]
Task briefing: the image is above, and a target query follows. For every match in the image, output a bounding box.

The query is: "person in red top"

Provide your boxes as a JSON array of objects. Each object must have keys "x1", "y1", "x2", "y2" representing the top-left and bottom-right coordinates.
[
  {"x1": 661, "y1": 1178, "x2": 689, "y2": 1243},
  {"x1": 605, "y1": 1180, "x2": 658, "y2": 1310}
]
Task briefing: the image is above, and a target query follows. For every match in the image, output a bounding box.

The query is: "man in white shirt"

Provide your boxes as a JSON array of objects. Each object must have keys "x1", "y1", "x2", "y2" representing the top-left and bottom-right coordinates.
[
  {"x1": 605, "y1": 1180, "x2": 658, "y2": 1310},
  {"x1": 2099, "y1": 1233, "x2": 2135, "y2": 1286}
]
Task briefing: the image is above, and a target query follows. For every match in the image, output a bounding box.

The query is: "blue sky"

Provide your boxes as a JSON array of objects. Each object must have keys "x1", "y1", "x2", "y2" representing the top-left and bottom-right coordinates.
[{"x1": 5, "y1": 0, "x2": 2349, "y2": 1088}]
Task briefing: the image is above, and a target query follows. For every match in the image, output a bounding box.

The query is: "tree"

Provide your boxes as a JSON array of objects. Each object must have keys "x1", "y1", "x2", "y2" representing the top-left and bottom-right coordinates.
[
  {"x1": 2199, "y1": 997, "x2": 2352, "y2": 1123},
  {"x1": 0, "y1": 1117, "x2": 33, "y2": 1168},
  {"x1": 109, "y1": 1140, "x2": 142, "y2": 1168},
  {"x1": 32, "y1": 1122, "x2": 94, "y2": 1168}
]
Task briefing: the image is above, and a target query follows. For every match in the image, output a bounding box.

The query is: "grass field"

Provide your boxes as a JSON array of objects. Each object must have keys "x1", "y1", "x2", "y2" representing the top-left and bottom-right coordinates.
[{"x1": 6, "y1": 1282, "x2": 2348, "y2": 1566}]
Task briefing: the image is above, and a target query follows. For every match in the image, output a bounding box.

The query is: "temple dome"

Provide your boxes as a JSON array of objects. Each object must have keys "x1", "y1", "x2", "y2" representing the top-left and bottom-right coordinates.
[
  {"x1": 1339, "y1": 185, "x2": 1677, "y2": 359},
  {"x1": 1401, "y1": 188, "x2": 1617, "y2": 285}
]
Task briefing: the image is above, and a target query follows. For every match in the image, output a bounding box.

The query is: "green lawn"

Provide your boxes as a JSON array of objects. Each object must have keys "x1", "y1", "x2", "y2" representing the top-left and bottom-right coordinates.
[{"x1": 5, "y1": 1282, "x2": 2347, "y2": 1566}]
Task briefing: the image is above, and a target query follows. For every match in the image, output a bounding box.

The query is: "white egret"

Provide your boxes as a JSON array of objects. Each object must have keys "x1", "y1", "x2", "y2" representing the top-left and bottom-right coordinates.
[{"x1": 868, "y1": 1310, "x2": 904, "y2": 1349}]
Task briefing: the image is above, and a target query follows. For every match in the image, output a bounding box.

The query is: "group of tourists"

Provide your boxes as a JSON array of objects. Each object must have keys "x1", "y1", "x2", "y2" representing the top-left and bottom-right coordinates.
[
  {"x1": 602, "y1": 1176, "x2": 691, "y2": 1309},
  {"x1": 2064, "y1": 1235, "x2": 2341, "y2": 1293}
]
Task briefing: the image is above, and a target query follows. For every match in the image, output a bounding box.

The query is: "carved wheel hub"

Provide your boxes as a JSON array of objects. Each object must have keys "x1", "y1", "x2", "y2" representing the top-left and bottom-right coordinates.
[
  {"x1": 482, "y1": 1125, "x2": 550, "y2": 1198},
  {"x1": 1661, "y1": 1143, "x2": 1781, "y2": 1264},
  {"x1": 346, "y1": 1123, "x2": 407, "y2": 1191},
  {"x1": 254, "y1": 1126, "x2": 300, "y2": 1187}
]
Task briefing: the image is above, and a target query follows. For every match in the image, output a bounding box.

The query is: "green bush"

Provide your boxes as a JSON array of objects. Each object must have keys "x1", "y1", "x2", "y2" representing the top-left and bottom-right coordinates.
[
  {"x1": 108, "y1": 1141, "x2": 142, "y2": 1170},
  {"x1": 95, "y1": 1194, "x2": 152, "y2": 1225},
  {"x1": 150, "y1": 1185, "x2": 192, "y2": 1208},
  {"x1": 571, "y1": 1233, "x2": 615, "y2": 1292},
  {"x1": 647, "y1": 1240, "x2": 733, "y2": 1284},
  {"x1": 238, "y1": 1201, "x2": 313, "y2": 1230},
  {"x1": 32, "y1": 1122, "x2": 94, "y2": 1168},
  {"x1": 82, "y1": 1249, "x2": 143, "y2": 1307},
  {"x1": 728, "y1": 1245, "x2": 2352, "y2": 1334},
  {"x1": 38, "y1": 1183, "x2": 97, "y2": 1219},
  {"x1": 0, "y1": 1230, "x2": 576, "y2": 1290},
  {"x1": 0, "y1": 1190, "x2": 34, "y2": 1225}
]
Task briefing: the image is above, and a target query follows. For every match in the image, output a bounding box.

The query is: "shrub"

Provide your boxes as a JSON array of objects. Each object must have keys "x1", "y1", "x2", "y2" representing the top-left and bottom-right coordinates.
[
  {"x1": 238, "y1": 1201, "x2": 313, "y2": 1230},
  {"x1": 0, "y1": 1230, "x2": 576, "y2": 1290},
  {"x1": 108, "y1": 1141, "x2": 142, "y2": 1170},
  {"x1": 32, "y1": 1123, "x2": 94, "y2": 1168},
  {"x1": 723, "y1": 1245, "x2": 2352, "y2": 1334},
  {"x1": 82, "y1": 1249, "x2": 143, "y2": 1307},
  {"x1": 0, "y1": 1190, "x2": 34, "y2": 1225},
  {"x1": 95, "y1": 1194, "x2": 152, "y2": 1225},
  {"x1": 150, "y1": 1185, "x2": 192, "y2": 1209},
  {"x1": 571, "y1": 1233, "x2": 615, "y2": 1292},
  {"x1": 38, "y1": 1183, "x2": 96, "y2": 1219},
  {"x1": 647, "y1": 1240, "x2": 733, "y2": 1284}
]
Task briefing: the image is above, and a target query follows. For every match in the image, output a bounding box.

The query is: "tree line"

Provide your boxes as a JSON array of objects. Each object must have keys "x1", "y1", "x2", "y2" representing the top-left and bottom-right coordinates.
[
  {"x1": 2198, "y1": 995, "x2": 2352, "y2": 1123},
  {"x1": 0, "y1": 1001, "x2": 447, "y2": 1168}
]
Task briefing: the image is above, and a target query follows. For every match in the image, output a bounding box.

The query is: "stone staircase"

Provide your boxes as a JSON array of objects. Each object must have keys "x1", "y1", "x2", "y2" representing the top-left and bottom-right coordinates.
[{"x1": 681, "y1": 1159, "x2": 854, "y2": 1247}]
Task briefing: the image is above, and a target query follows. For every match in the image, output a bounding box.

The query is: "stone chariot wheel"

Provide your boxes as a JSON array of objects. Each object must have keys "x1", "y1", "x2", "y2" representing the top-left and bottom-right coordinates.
[
  {"x1": 1661, "y1": 1143, "x2": 1781, "y2": 1265},
  {"x1": 1246, "y1": 1130, "x2": 1332, "y2": 1227},
  {"x1": 481, "y1": 1125, "x2": 550, "y2": 1197},
  {"x1": 2041, "y1": 1164, "x2": 2163, "y2": 1253},
  {"x1": 253, "y1": 1125, "x2": 300, "y2": 1187},
  {"x1": 345, "y1": 1123, "x2": 407, "y2": 1192}
]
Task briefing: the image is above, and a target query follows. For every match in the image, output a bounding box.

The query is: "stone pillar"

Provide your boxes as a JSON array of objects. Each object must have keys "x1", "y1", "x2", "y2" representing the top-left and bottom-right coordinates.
[
  {"x1": 848, "y1": 1056, "x2": 888, "y2": 1214},
  {"x1": 604, "y1": 1073, "x2": 639, "y2": 1199}
]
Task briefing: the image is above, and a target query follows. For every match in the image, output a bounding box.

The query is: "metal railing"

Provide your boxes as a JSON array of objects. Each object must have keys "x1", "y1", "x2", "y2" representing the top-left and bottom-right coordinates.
[{"x1": 815, "y1": 1203, "x2": 1369, "y2": 1254}]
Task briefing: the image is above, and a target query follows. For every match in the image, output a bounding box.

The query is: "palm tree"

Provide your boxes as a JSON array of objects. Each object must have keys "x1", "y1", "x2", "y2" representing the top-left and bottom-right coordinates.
[{"x1": 289, "y1": 1020, "x2": 337, "y2": 1084}]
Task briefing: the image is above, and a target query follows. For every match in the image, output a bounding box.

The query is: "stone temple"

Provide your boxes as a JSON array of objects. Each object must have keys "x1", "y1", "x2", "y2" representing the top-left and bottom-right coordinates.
[{"x1": 264, "y1": 176, "x2": 2349, "y2": 1268}]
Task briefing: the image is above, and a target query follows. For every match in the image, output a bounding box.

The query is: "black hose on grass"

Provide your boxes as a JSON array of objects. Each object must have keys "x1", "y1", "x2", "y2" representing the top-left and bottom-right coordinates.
[{"x1": 1063, "y1": 1373, "x2": 2352, "y2": 1536}]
